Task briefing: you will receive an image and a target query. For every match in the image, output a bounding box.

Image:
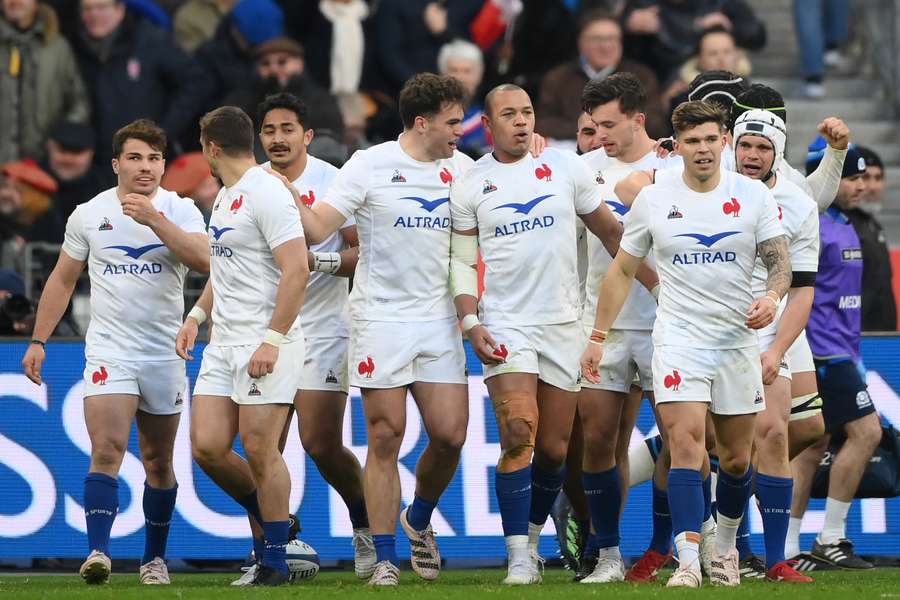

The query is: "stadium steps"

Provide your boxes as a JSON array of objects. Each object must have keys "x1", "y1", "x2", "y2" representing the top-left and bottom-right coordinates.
[{"x1": 746, "y1": 0, "x2": 900, "y2": 243}]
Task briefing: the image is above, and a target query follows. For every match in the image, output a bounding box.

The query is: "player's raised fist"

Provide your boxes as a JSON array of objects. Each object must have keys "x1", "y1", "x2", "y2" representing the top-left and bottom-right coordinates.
[{"x1": 817, "y1": 117, "x2": 850, "y2": 150}]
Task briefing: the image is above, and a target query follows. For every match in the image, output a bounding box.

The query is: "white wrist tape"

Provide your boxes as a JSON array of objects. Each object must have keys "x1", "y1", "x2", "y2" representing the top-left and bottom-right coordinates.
[
  {"x1": 312, "y1": 251, "x2": 341, "y2": 274},
  {"x1": 187, "y1": 306, "x2": 207, "y2": 324},
  {"x1": 461, "y1": 314, "x2": 481, "y2": 332},
  {"x1": 263, "y1": 328, "x2": 285, "y2": 347}
]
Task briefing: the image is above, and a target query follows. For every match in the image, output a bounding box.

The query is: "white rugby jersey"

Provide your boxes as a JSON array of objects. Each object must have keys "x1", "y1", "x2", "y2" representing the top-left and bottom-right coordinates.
[
  {"x1": 263, "y1": 157, "x2": 352, "y2": 338},
  {"x1": 581, "y1": 149, "x2": 682, "y2": 330},
  {"x1": 207, "y1": 166, "x2": 305, "y2": 346},
  {"x1": 62, "y1": 187, "x2": 206, "y2": 360},
  {"x1": 621, "y1": 169, "x2": 784, "y2": 349},
  {"x1": 323, "y1": 140, "x2": 473, "y2": 322},
  {"x1": 450, "y1": 147, "x2": 601, "y2": 327},
  {"x1": 751, "y1": 175, "x2": 819, "y2": 298}
]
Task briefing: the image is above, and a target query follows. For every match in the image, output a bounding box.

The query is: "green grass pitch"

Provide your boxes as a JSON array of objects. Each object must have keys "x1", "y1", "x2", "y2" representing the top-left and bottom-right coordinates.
[{"x1": 2, "y1": 568, "x2": 899, "y2": 599}]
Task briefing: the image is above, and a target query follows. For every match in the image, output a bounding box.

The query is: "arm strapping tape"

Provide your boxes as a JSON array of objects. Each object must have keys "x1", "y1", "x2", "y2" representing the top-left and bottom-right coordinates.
[{"x1": 449, "y1": 231, "x2": 479, "y2": 298}]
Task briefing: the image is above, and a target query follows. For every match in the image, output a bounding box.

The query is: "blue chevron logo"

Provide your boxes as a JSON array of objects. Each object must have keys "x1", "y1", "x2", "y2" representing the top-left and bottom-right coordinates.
[
  {"x1": 103, "y1": 243, "x2": 165, "y2": 259},
  {"x1": 493, "y1": 194, "x2": 554, "y2": 215},
  {"x1": 209, "y1": 226, "x2": 234, "y2": 240},
  {"x1": 674, "y1": 231, "x2": 741, "y2": 248},
  {"x1": 401, "y1": 196, "x2": 450, "y2": 212},
  {"x1": 605, "y1": 200, "x2": 629, "y2": 216}
]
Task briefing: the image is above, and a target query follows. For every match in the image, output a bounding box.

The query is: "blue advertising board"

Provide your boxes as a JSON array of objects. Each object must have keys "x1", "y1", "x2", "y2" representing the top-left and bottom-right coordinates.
[{"x1": 2, "y1": 337, "x2": 900, "y2": 559}]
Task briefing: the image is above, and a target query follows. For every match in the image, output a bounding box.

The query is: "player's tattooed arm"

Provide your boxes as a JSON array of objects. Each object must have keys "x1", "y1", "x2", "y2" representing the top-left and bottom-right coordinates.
[{"x1": 758, "y1": 234, "x2": 792, "y2": 300}]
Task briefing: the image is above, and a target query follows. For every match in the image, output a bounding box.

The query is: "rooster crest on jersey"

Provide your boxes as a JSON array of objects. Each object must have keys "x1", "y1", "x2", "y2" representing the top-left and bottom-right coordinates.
[
  {"x1": 230, "y1": 195, "x2": 243, "y2": 213},
  {"x1": 723, "y1": 197, "x2": 741, "y2": 217},
  {"x1": 664, "y1": 369, "x2": 681, "y2": 390},
  {"x1": 358, "y1": 356, "x2": 375, "y2": 378},
  {"x1": 535, "y1": 163, "x2": 552, "y2": 181},
  {"x1": 300, "y1": 190, "x2": 315, "y2": 207},
  {"x1": 92, "y1": 366, "x2": 109, "y2": 385},
  {"x1": 439, "y1": 167, "x2": 453, "y2": 184}
]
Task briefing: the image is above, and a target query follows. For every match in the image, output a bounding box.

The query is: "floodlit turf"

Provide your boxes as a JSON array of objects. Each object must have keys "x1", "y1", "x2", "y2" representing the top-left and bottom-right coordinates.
[{"x1": 2, "y1": 568, "x2": 899, "y2": 599}]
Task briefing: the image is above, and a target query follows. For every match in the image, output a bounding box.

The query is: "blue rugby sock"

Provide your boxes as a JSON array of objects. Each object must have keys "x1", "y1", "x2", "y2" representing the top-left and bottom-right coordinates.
[
  {"x1": 649, "y1": 482, "x2": 673, "y2": 554},
  {"x1": 583, "y1": 467, "x2": 621, "y2": 549},
  {"x1": 262, "y1": 520, "x2": 290, "y2": 573},
  {"x1": 735, "y1": 495, "x2": 752, "y2": 559},
  {"x1": 84, "y1": 472, "x2": 118, "y2": 555},
  {"x1": 406, "y1": 495, "x2": 437, "y2": 532},
  {"x1": 142, "y1": 482, "x2": 177, "y2": 564},
  {"x1": 496, "y1": 466, "x2": 531, "y2": 536},
  {"x1": 668, "y1": 468, "x2": 703, "y2": 538},
  {"x1": 757, "y1": 473, "x2": 792, "y2": 568},
  {"x1": 529, "y1": 464, "x2": 564, "y2": 527},
  {"x1": 373, "y1": 534, "x2": 398, "y2": 565}
]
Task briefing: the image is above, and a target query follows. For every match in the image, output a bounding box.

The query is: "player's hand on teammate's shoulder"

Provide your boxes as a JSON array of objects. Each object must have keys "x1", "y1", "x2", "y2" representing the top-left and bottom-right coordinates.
[
  {"x1": 529, "y1": 133, "x2": 547, "y2": 158},
  {"x1": 759, "y1": 349, "x2": 782, "y2": 386},
  {"x1": 22, "y1": 343, "x2": 45, "y2": 385},
  {"x1": 248, "y1": 343, "x2": 279, "y2": 378},
  {"x1": 469, "y1": 324, "x2": 506, "y2": 365},
  {"x1": 579, "y1": 342, "x2": 603, "y2": 385},
  {"x1": 818, "y1": 117, "x2": 850, "y2": 150},
  {"x1": 745, "y1": 295, "x2": 778, "y2": 330}
]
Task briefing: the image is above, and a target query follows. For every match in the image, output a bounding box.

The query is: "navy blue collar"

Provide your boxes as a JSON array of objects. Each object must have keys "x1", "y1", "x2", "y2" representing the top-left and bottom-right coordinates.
[{"x1": 826, "y1": 205, "x2": 850, "y2": 224}]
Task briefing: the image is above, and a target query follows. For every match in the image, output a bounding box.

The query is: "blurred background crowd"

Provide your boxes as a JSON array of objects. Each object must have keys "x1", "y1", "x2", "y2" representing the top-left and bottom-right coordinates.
[{"x1": 0, "y1": 0, "x2": 895, "y2": 337}]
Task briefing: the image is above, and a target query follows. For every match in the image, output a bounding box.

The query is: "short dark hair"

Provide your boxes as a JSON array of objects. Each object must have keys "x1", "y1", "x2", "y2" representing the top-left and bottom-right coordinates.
[
  {"x1": 484, "y1": 83, "x2": 528, "y2": 117},
  {"x1": 732, "y1": 84, "x2": 787, "y2": 130},
  {"x1": 112, "y1": 119, "x2": 166, "y2": 158},
  {"x1": 398, "y1": 72, "x2": 466, "y2": 129},
  {"x1": 199, "y1": 106, "x2": 255, "y2": 157},
  {"x1": 257, "y1": 92, "x2": 309, "y2": 130},
  {"x1": 576, "y1": 9, "x2": 620, "y2": 37},
  {"x1": 695, "y1": 25, "x2": 733, "y2": 55},
  {"x1": 671, "y1": 100, "x2": 728, "y2": 136},
  {"x1": 582, "y1": 72, "x2": 647, "y2": 115}
]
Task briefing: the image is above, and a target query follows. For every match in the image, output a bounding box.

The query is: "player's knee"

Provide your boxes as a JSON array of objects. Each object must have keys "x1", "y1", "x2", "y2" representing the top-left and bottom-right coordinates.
[
  {"x1": 367, "y1": 419, "x2": 404, "y2": 458},
  {"x1": 756, "y1": 419, "x2": 789, "y2": 458},
  {"x1": 583, "y1": 427, "x2": 616, "y2": 461},
  {"x1": 665, "y1": 423, "x2": 704, "y2": 465},
  {"x1": 191, "y1": 434, "x2": 229, "y2": 467},
  {"x1": 300, "y1": 429, "x2": 339, "y2": 463},
  {"x1": 498, "y1": 418, "x2": 535, "y2": 471},
  {"x1": 239, "y1": 431, "x2": 276, "y2": 462},
  {"x1": 718, "y1": 448, "x2": 752, "y2": 476},
  {"x1": 142, "y1": 454, "x2": 173, "y2": 482},
  {"x1": 91, "y1": 439, "x2": 126, "y2": 470},
  {"x1": 791, "y1": 415, "x2": 825, "y2": 451},
  {"x1": 429, "y1": 425, "x2": 467, "y2": 455},
  {"x1": 853, "y1": 414, "x2": 883, "y2": 452}
]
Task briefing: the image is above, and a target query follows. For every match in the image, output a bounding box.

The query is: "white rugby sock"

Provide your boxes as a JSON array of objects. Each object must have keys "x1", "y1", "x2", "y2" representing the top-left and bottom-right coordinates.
[
  {"x1": 818, "y1": 498, "x2": 851, "y2": 545},
  {"x1": 785, "y1": 516, "x2": 802, "y2": 558}
]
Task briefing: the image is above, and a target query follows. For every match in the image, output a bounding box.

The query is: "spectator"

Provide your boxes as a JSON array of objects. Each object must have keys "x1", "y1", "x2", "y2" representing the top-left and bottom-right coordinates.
[
  {"x1": 622, "y1": 0, "x2": 766, "y2": 84},
  {"x1": 859, "y1": 145, "x2": 886, "y2": 214},
  {"x1": 173, "y1": 0, "x2": 236, "y2": 53},
  {"x1": 791, "y1": 146, "x2": 882, "y2": 569},
  {"x1": 662, "y1": 26, "x2": 750, "y2": 114},
  {"x1": 845, "y1": 146, "x2": 896, "y2": 332},
  {"x1": 160, "y1": 151, "x2": 220, "y2": 221},
  {"x1": 0, "y1": 268, "x2": 35, "y2": 335},
  {"x1": 0, "y1": 0, "x2": 90, "y2": 164},
  {"x1": 195, "y1": 0, "x2": 284, "y2": 106},
  {"x1": 793, "y1": 0, "x2": 849, "y2": 99},
  {"x1": 40, "y1": 121, "x2": 105, "y2": 220},
  {"x1": 372, "y1": 0, "x2": 483, "y2": 96},
  {"x1": 438, "y1": 39, "x2": 490, "y2": 159},
  {"x1": 71, "y1": 0, "x2": 214, "y2": 178},
  {"x1": 537, "y1": 10, "x2": 667, "y2": 141},
  {"x1": 0, "y1": 160, "x2": 62, "y2": 272},
  {"x1": 223, "y1": 36, "x2": 345, "y2": 159}
]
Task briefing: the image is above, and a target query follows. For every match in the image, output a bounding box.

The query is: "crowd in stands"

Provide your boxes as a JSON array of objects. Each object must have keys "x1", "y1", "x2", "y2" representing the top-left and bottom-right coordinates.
[{"x1": 0, "y1": 0, "x2": 892, "y2": 334}]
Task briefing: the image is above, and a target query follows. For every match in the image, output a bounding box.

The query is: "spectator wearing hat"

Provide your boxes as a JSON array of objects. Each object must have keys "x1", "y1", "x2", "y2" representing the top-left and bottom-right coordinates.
[
  {"x1": 223, "y1": 37, "x2": 344, "y2": 158},
  {"x1": 39, "y1": 121, "x2": 105, "y2": 220},
  {"x1": 0, "y1": 160, "x2": 63, "y2": 271},
  {"x1": 173, "y1": 0, "x2": 236, "y2": 53},
  {"x1": 843, "y1": 146, "x2": 896, "y2": 332},
  {"x1": 195, "y1": 0, "x2": 284, "y2": 106},
  {"x1": 0, "y1": 0, "x2": 91, "y2": 164},
  {"x1": 71, "y1": 0, "x2": 214, "y2": 177},
  {"x1": 537, "y1": 10, "x2": 667, "y2": 142},
  {"x1": 791, "y1": 145, "x2": 882, "y2": 570},
  {"x1": 161, "y1": 152, "x2": 221, "y2": 222}
]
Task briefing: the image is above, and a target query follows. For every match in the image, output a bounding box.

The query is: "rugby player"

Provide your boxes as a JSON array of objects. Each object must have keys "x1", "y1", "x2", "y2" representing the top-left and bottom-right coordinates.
[
  {"x1": 449, "y1": 83, "x2": 659, "y2": 585},
  {"x1": 22, "y1": 119, "x2": 209, "y2": 584},
  {"x1": 582, "y1": 101, "x2": 790, "y2": 587},
  {"x1": 177, "y1": 106, "x2": 309, "y2": 586},
  {"x1": 283, "y1": 73, "x2": 473, "y2": 586},
  {"x1": 732, "y1": 109, "x2": 818, "y2": 582}
]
